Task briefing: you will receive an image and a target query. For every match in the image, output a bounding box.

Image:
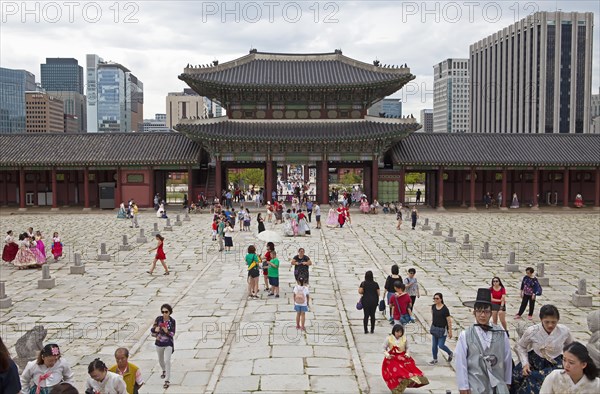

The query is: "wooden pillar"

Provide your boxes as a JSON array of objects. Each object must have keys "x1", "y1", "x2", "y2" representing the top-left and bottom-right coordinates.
[
  {"x1": 594, "y1": 168, "x2": 600, "y2": 209},
  {"x1": 148, "y1": 166, "x2": 154, "y2": 206},
  {"x1": 187, "y1": 166, "x2": 193, "y2": 205},
  {"x1": 83, "y1": 167, "x2": 90, "y2": 210},
  {"x1": 282, "y1": 165, "x2": 288, "y2": 181},
  {"x1": 532, "y1": 168, "x2": 539, "y2": 209},
  {"x1": 214, "y1": 157, "x2": 222, "y2": 201},
  {"x1": 318, "y1": 160, "x2": 329, "y2": 205},
  {"x1": 371, "y1": 158, "x2": 379, "y2": 202},
  {"x1": 116, "y1": 167, "x2": 122, "y2": 207},
  {"x1": 469, "y1": 167, "x2": 476, "y2": 210},
  {"x1": 303, "y1": 165, "x2": 309, "y2": 184},
  {"x1": 19, "y1": 168, "x2": 26, "y2": 209},
  {"x1": 461, "y1": 170, "x2": 467, "y2": 207},
  {"x1": 563, "y1": 168, "x2": 570, "y2": 208},
  {"x1": 3, "y1": 172, "x2": 8, "y2": 206},
  {"x1": 437, "y1": 166, "x2": 445, "y2": 210},
  {"x1": 265, "y1": 160, "x2": 273, "y2": 204},
  {"x1": 51, "y1": 168, "x2": 58, "y2": 209},
  {"x1": 501, "y1": 168, "x2": 508, "y2": 209},
  {"x1": 398, "y1": 167, "x2": 405, "y2": 205}
]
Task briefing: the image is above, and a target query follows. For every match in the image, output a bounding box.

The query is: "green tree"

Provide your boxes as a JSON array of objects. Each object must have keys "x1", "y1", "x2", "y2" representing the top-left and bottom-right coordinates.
[
  {"x1": 241, "y1": 168, "x2": 264, "y2": 190},
  {"x1": 340, "y1": 172, "x2": 362, "y2": 186},
  {"x1": 405, "y1": 172, "x2": 425, "y2": 191}
]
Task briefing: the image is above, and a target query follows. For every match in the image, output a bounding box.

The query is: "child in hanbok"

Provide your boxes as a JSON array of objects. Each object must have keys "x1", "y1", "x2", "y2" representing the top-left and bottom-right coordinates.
[
  {"x1": 13, "y1": 234, "x2": 39, "y2": 269},
  {"x1": 30, "y1": 237, "x2": 46, "y2": 265},
  {"x1": 290, "y1": 210, "x2": 299, "y2": 236},
  {"x1": 326, "y1": 206, "x2": 338, "y2": 227},
  {"x1": 360, "y1": 198, "x2": 370, "y2": 214},
  {"x1": 20, "y1": 344, "x2": 75, "y2": 394},
  {"x1": 382, "y1": 324, "x2": 429, "y2": 393},
  {"x1": 51, "y1": 232, "x2": 63, "y2": 261},
  {"x1": 2, "y1": 230, "x2": 18, "y2": 263}
]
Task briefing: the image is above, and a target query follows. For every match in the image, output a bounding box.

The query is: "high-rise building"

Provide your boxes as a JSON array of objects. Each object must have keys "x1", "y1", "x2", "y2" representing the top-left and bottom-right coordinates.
[
  {"x1": 433, "y1": 58, "x2": 470, "y2": 133},
  {"x1": 64, "y1": 114, "x2": 78, "y2": 133},
  {"x1": 420, "y1": 109, "x2": 433, "y2": 133},
  {"x1": 0, "y1": 67, "x2": 36, "y2": 133},
  {"x1": 41, "y1": 58, "x2": 86, "y2": 132},
  {"x1": 166, "y1": 89, "x2": 210, "y2": 129},
  {"x1": 367, "y1": 98, "x2": 402, "y2": 117},
  {"x1": 86, "y1": 55, "x2": 144, "y2": 132},
  {"x1": 26, "y1": 92, "x2": 64, "y2": 133},
  {"x1": 470, "y1": 11, "x2": 594, "y2": 133},
  {"x1": 142, "y1": 114, "x2": 171, "y2": 132},
  {"x1": 40, "y1": 58, "x2": 84, "y2": 94},
  {"x1": 591, "y1": 89, "x2": 600, "y2": 134}
]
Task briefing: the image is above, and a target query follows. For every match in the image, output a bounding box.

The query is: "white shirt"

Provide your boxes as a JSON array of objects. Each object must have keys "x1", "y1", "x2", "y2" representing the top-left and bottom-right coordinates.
[
  {"x1": 539, "y1": 369, "x2": 600, "y2": 394},
  {"x1": 516, "y1": 323, "x2": 574, "y2": 366},
  {"x1": 455, "y1": 325, "x2": 512, "y2": 391},
  {"x1": 20, "y1": 359, "x2": 75, "y2": 393},
  {"x1": 86, "y1": 371, "x2": 128, "y2": 394}
]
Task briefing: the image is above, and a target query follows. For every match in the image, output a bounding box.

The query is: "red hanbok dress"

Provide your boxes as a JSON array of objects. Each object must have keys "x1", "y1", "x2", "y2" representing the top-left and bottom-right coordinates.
[
  {"x1": 51, "y1": 237, "x2": 63, "y2": 260},
  {"x1": 2, "y1": 235, "x2": 18, "y2": 262},
  {"x1": 381, "y1": 335, "x2": 429, "y2": 393},
  {"x1": 574, "y1": 194, "x2": 584, "y2": 208},
  {"x1": 337, "y1": 207, "x2": 346, "y2": 227}
]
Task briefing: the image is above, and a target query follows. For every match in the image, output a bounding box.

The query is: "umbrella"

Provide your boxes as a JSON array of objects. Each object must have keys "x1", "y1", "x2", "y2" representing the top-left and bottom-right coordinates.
[{"x1": 257, "y1": 230, "x2": 282, "y2": 243}]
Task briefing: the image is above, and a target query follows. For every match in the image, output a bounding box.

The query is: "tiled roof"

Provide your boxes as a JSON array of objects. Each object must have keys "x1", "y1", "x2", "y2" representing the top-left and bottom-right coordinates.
[
  {"x1": 0, "y1": 133, "x2": 201, "y2": 167},
  {"x1": 392, "y1": 133, "x2": 600, "y2": 166},
  {"x1": 180, "y1": 50, "x2": 413, "y2": 87},
  {"x1": 176, "y1": 118, "x2": 420, "y2": 142}
]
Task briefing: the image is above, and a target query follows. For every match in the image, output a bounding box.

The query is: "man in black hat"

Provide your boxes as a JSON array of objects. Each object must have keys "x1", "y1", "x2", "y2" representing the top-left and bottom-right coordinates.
[{"x1": 455, "y1": 288, "x2": 512, "y2": 394}]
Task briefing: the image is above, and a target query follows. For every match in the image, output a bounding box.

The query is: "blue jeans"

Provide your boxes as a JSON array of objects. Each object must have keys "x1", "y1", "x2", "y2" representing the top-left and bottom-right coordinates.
[{"x1": 432, "y1": 334, "x2": 452, "y2": 360}]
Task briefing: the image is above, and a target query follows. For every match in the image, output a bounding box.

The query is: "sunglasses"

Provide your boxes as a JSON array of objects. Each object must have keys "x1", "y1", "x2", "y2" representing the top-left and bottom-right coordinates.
[
  {"x1": 433, "y1": 297, "x2": 440, "y2": 300},
  {"x1": 161, "y1": 310, "x2": 170, "y2": 314}
]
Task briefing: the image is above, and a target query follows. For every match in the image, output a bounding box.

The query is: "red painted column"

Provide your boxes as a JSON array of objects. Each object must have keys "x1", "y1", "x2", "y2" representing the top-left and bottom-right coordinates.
[
  {"x1": 501, "y1": 168, "x2": 508, "y2": 209},
  {"x1": 303, "y1": 165, "x2": 309, "y2": 184},
  {"x1": 187, "y1": 166, "x2": 193, "y2": 205},
  {"x1": 437, "y1": 166, "x2": 445, "y2": 209},
  {"x1": 83, "y1": 167, "x2": 90, "y2": 209},
  {"x1": 19, "y1": 168, "x2": 26, "y2": 209},
  {"x1": 51, "y1": 168, "x2": 58, "y2": 209},
  {"x1": 371, "y1": 158, "x2": 379, "y2": 202},
  {"x1": 398, "y1": 167, "x2": 405, "y2": 205},
  {"x1": 148, "y1": 166, "x2": 154, "y2": 206},
  {"x1": 461, "y1": 170, "x2": 467, "y2": 207},
  {"x1": 594, "y1": 168, "x2": 600, "y2": 209},
  {"x1": 265, "y1": 160, "x2": 273, "y2": 203},
  {"x1": 214, "y1": 157, "x2": 222, "y2": 201},
  {"x1": 532, "y1": 168, "x2": 539, "y2": 209},
  {"x1": 469, "y1": 167, "x2": 476, "y2": 209},
  {"x1": 116, "y1": 167, "x2": 122, "y2": 207},
  {"x1": 563, "y1": 168, "x2": 570, "y2": 208},
  {"x1": 282, "y1": 165, "x2": 287, "y2": 181},
  {"x1": 319, "y1": 160, "x2": 329, "y2": 205}
]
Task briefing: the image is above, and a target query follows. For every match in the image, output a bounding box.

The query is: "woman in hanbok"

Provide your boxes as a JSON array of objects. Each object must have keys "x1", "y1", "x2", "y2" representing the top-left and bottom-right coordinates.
[
  {"x1": 266, "y1": 201, "x2": 273, "y2": 223},
  {"x1": 382, "y1": 324, "x2": 429, "y2": 393},
  {"x1": 512, "y1": 304, "x2": 574, "y2": 394},
  {"x1": 35, "y1": 231, "x2": 46, "y2": 260},
  {"x1": 13, "y1": 234, "x2": 39, "y2": 269},
  {"x1": 30, "y1": 237, "x2": 46, "y2": 265},
  {"x1": 20, "y1": 344, "x2": 75, "y2": 394},
  {"x1": 360, "y1": 198, "x2": 370, "y2": 214},
  {"x1": 51, "y1": 232, "x2": 63, "y2": 261},
  {"x1": 574, "y1": 193, "x2": 584, "y2": 208},
  {"x1": 290, "y1": 209, "x2": 299, "y2": 236},
  {"x1": 510, "y1": 193, "x2": 520, "y2": 208},
  {"x1": 326, "y1": 206, "x2": 338, "y2": 228},
  {"x1": 117, "y1": 202, "x2": 127, "y2": 219},
  {"x1": 298, "y1": 210, "x2": 309, "y2": 235},
  {"x1": 291, "y1": 196, "x2": 299, "y2": 211},
  {"x1": 283, "y1": 209, "x2": 294, "y2": 236},
  {"x1": 2, "y1": 230, "x2": 18, "y2": 263}
]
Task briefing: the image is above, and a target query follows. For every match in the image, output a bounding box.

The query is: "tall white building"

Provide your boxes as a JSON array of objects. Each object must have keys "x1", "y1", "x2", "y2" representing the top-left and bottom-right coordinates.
[
  {"x1": 433, "y1": 58, "x2": 470, "y2": 133},
  {"x1": 86, "y1": 54, "x2": 103, "y2": 132},
  {"x1": 470, "y1": 11, "x2": 594, "y2": 133},
  {"x1": 420, "y1": 109, "x2": 433, "y2": 133},
  {"x1": 166, "y1": 89, "x2": 211, "y2": 129},
  {"x1": 591, "y1": 89, "x2": 600, "y2": 134},
  {"x1": 142, "y1": 114, "x2": 171, "y2": 132}
]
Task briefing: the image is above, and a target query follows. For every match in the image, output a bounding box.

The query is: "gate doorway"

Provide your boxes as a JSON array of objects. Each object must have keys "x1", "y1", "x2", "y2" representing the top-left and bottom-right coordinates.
[{"x1": 166, "y1": 171, "x2": 189, "y2": 204}]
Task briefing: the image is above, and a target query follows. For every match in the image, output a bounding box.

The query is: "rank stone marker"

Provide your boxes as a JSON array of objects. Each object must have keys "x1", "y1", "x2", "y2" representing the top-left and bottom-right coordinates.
[
  {"x1": 0, "y1": 281, "x2": 12, "y2": 308},
  {"x1": 119, "y1": 234, "x2": 133, "y2": 251},
  {"x1": 69, "y1": 252, "x2": 85, "y2": 275},
  {"x1": 432, "y1": 222, "x2": 442, "y2": 236},
  {"x1": 461, "y1": 234, "x2": 473, "y2": 250},
  {"x1": 421, "y1": 218, "x2": 431, "y2": 230},
  {"x1": 175, "y1": 214, "x2": 182, "y2": 226},
  {"x1": 97, "y1": 242, "x2": 111, "y2": 261},
  {"x1": 164, "y1": 218, "x2": 173, "y2": 231},
  {"x1": 504, "y1": 251, "x2": 520, "y2": 272},
  {"x1": 136, "y1": 228, "x2": 147, "y2": 243},
  {"x1": 38, "y1": 265, "x2": 56, "y2": 289},
  {"x1": 480, "y1": 241, "x2": 493, "y2": 259},
  {"x1": 445, "y1": 228, "x2": 456, "y2": 242},
  {"x1": 536, "y1": 262, "x2": 549, "y2": 286},
  {"x1": 183, "y1": 212, "x2": 191, "y2": 221},
  {"x1": 572, "y1": 278, "x2": 593, "y2": 307},
  {"x1": 151, "y1": 222, "x2": 160, "y2": 236}
]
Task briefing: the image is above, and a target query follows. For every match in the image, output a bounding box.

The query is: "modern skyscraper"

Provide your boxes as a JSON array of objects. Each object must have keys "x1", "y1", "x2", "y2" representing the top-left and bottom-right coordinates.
[
  {"x1": 26, "y1": 92, "x2": 64, "y2": 133},
  {"x1": 0, "y1": 67, "x2": 36, "y2": 133},
  {"x1": 591, "y1": 89, "x2": 600, "y2": 134},
  {"x1": 41, "y1": 58, "x2": 86, "y2": 132},
  {"x1": 166, "y1": 89, "x2": 210, "y2": 129},
  {"x1": 40, "y1": 58, "x2": 84, "y2": 94},
  {"x1": 470, "y1": 11, "x2": 594, "y2": 133},
  {"x1": 367, "y1": 98, "x2": 402, "y2": 117},
  {"x1": 142, "y1": 114, "x2": 171, "y2": 132},
  {"x1": 420, "y1": 109, "x2": 433, "y2": 133},
  {"x1": 86, "y1": 55, "x2": 144, "y2": 132},
  {"x1": 433, "y1": 58, "x2": 470, "y2": 133}
]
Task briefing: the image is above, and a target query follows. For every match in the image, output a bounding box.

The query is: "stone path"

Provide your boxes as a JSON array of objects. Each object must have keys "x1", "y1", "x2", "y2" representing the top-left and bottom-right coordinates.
[{"x1": 0, "y1": 207, "x2": 598, "y2": 393}]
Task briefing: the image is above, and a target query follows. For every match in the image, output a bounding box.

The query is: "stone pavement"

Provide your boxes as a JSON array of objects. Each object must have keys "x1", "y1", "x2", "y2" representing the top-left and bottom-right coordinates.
[{"x1": 0, "y1": 206, "x2": 598, "y2": 393}]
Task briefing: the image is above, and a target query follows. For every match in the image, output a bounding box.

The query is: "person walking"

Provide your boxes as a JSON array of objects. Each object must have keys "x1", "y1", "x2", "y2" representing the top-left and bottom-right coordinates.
[
  {"x1": 515, "y1": 267, "x2": 542, "y2": 320},
  {"x1": 246, "y1": 245, "x2": 261, "y2": 299},
  {"x1": 147, "y1": 234, "x2": 169, "y2": 275},
  {"x1": 314, "y1": 203, "x2": 321, "y2": 229},
  {"x1": 396, "y1": 208, "x2": 403, "y2": 230},
  {"x1": 415, "y1": 189, "x2": 421, "y2": 205},
  {"x1": 410, "y1": 206, "x2": 418, "y2": 230},
  {"x1": 428, "y1": 292, "x2": 453, "y2": 365},
  {"x1": 383, "y1": 265, "x2": 402, "y2": 324},
  {"x1": 490, "y1": 276, "x2": 508, "y2": 331},
  {"x1": 257, "y1": 213, "x2": 265, "y2": 233},
  {"x1": 358, "y1": 271, "x2": 380, "y2": 334},
  {"x1": 130, "y1": 202, "x2": 139, "y2": 228},
  {"x1": 293, "y1": 276, "x2": 310, "y2": 331},
  {"x1": 267, "y1": 250, "x2": 280, "y2": 298},
  {"x1": 223, "y1": 221, "x2": 234, "y2": 253},
  {"x1": 403, "y1": 268, "x2": 420, "y2": 309},
  {"x1": 151, "y1": 304, "x2": 176, "y2": 389}
]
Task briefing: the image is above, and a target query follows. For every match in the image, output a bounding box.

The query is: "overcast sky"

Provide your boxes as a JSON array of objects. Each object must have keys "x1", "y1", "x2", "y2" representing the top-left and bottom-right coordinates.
[{"x1": 2, "y1": 1, "x2": 598, "y2": 120}]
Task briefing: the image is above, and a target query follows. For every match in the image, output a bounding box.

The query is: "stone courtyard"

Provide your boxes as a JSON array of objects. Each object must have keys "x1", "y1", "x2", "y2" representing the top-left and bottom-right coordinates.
[{"x1": 0, "y1": 207, "x2": 598, "y2": 393}]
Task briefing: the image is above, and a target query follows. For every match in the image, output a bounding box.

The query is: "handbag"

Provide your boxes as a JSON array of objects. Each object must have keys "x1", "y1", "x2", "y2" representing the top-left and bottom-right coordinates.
[
  {"x1": 430, "y1": 325, "x2": 446, "y2": 338},
  {"x1": 356, "y1": 297, "x2": 363, "y2": 310},
  {"x1": 378, "y1": 299, "x2": 386, "y2": 312}
]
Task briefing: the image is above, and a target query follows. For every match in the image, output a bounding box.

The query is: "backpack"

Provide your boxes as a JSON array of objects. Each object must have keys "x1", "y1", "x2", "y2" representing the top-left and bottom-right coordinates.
[
  {"x1": 294, "y1": 287, "x2": 306, "y2": 304},
  {"x1": 533, "y1": 279, "x2": 543, "y2": 296}
]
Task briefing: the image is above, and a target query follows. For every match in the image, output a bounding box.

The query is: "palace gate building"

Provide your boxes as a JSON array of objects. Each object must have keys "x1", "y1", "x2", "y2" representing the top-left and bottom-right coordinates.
[{"x1": 1, "y1": 50, "x2": 599, "y2": 210}]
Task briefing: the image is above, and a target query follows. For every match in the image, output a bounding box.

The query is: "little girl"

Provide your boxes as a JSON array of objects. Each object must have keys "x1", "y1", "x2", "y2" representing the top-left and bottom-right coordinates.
[
  {"x1": 51, "y1": 232, "x2": 63, "y2": 261},
  {"x1": 211, "y1": 219, "x2": 218, "y2": 241},
  {"x1": 148, "y1": 234, "x2": 169, "y2": 275},
  {"x1": 293, "y1": 276, "x2": 310, "y2": 331},
  {"x1": 243, "y1": 209, "x2": 251, "y2": 231},
  {"x1": 382, "y1": 324, "x2": 429, "y2": 393}
]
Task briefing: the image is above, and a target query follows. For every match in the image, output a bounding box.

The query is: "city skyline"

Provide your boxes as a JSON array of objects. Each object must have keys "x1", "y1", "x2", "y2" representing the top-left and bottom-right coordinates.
[{"x1": 1, "y1": 1, "x2": 599, "y2": 121}]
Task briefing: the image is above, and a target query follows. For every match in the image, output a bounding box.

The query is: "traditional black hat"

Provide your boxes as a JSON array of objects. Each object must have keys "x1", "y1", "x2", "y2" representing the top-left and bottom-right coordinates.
[{"x1": 463, "y1": 288, "x2": 500, "y2": 310}]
